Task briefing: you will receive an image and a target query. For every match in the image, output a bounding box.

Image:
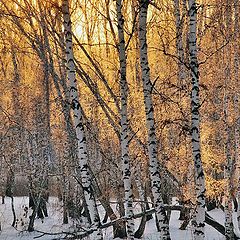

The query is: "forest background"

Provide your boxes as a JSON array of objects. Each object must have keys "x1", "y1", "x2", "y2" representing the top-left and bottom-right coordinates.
[{"x1": 0, "y1": 0, "x2": 239, "y2": 239}]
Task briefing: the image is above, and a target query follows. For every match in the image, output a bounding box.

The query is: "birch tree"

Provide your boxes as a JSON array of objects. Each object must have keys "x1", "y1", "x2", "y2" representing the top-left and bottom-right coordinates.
[
  {"x1": 139, "y1": 1, "x2": 170, "y2": 239},
  {"x1": 188, "y1": 0, "x2": 206, "y2": 239},
  {"x1": 116, "y1": 0, "x2": 135, "y2": 238},
  {"x1": 224, "y1": 1, "x2": 234, "y2": 238},
  {"x1": 223, "y1": 95, "x2": 234, "y2": 239},
  {"x1": 62, "y1": 1, "x2": 102, "y2": 239},
  {"x1": 233, "y1": 0, "x2": 240, "y2": 230}
]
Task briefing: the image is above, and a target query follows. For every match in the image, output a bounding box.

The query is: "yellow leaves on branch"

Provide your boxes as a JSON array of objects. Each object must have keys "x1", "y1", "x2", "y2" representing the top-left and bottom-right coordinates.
[{"x1": 205, "y1": 176, "x2": 225, "y2": 200}]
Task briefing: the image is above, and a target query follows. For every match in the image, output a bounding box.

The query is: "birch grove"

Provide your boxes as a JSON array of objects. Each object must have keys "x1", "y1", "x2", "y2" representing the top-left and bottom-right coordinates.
[{"x1": 0, "y1": 0, "x2": 240, "y2": 239}]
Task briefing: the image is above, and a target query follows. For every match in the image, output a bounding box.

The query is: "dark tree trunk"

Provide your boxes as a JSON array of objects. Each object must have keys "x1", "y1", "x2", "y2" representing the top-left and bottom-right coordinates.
[
  {"x1": 28, "y1": 214, "x2": 35, "y2": 232},
  {"x1": 29, "y1": 192, "x2": 35, "y2": 209},
  {"x1": 205, "y1": 213, "x2": 239, "y2": 239},
  {"x1": 37, "y1": 204, "x2": 44, "y2": 219},
  {"x1": 145, "y1": 194, "x2": 153, "y2": 221},
  {"x1": 102, "y1": 211, "x2": 108, "y2": 223},
  {"x1": 206, "y1": 198, "x2": 217, "y2": 211},
  {"x1": 233, "y1": 197, "x2": 238, "y2": 212},
  {"x1": 113, "y1": 220, "x2": 127, "y2": 239},
  {"x1": 134, "y1": 215, "x2": 147, "y2": 238},
  {"x1": 11, "y1": 196, "x2": 16, "y2": 227},
  {"x1": 42, "y1": 199, "x2": 48, "y2": 217},
  {"x1": 179, "y1": 205, "x2": 190, "y2": 222}
]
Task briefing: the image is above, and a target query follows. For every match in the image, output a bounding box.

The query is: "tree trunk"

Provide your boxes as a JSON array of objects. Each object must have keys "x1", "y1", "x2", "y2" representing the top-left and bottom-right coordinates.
[
  {"x1": 62, "y1": 1, "x2": 102, "y2": 239},
  {"x1": 233, "y1": 0, "x2": 240, "y2": 231},
  {"x1": 11, "y1": 196, "x2": 16, "y2": 227},
  {"x1": 134, "y1": 215, "x2": 147, "y2": 238},
  {"x1": 90, "y1": 166, "x2": 127, "y2": 239},
  {"x1": 139, "y1": 1, "x2": 170, "y2": 239},
  {"x1": 116, "y1": 0, "x2": 134, "y2": 238},
  {"x1": 134, "y1": 169, "x2": 148, "y2": 237},
  {"x1": 28, "y1": 192, "x2": 42, "y2": 232},
  {"x1": 62, "y1": 172, "x2": 69, "y2": 224},
  {"x1": 188, "y1": 0, "x2": 206, "y2": 239},
  {"x1": 223, "y1": 1, "x2": 234, "y2": 239}
]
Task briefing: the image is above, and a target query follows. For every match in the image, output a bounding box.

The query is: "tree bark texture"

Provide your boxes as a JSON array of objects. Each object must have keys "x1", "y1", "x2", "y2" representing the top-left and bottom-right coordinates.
[
  {"x1": 62, "y1": 1, "x2": 102, "y2": 239},
  {"x1": 188, "y1": 0, "x2": 206, "y2": 239},
  {"x1": 139, "y1": 1, "x2": 170, "y2": 239},
  {"x1": 116, "y1": 0, "x2": 135, "y2": 238}
]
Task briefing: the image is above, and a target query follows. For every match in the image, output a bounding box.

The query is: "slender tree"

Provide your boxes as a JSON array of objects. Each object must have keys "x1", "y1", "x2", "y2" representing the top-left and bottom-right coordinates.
[
  {"x1": 223, "y1": 95, "x2": 234, "y2": 240},
  {"x1": 116, "y1": 0, "x2": 135, "y2": 238},
  {"x1": 139, "y1": 0, "x2": 170, "y2": 239},
  {"x1": 224, "y1": 1, "x2": 234, "y2": 239},
  {"x1": 62, "y1": 1, "x2": 102, "y2": 239},
  {"x1": 188, "y1": 0, "x2": 206, "y2": 239},
  {"x1": 233, "y1": 0, "x2": 240, "y2": 230}
]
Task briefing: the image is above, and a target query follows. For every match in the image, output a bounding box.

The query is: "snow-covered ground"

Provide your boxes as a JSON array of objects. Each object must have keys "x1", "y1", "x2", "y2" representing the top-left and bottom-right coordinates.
[{"x1": 0, "y1": 196, "x2": 226, "y2": 240}]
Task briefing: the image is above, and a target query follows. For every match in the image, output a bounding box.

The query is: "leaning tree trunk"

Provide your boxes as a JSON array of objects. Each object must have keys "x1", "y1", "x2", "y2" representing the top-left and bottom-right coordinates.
[
  {"x1": 139, "y1": 1, "x2": 170, "y2": 239},
  {"x1": 134, "y1": 166, "x2": 149, "y2": 238},
  {"x1": 116, "y1": 0, "x2": 135, "y2": 239},
  {"x1": 188, "y1": 0, "x2": 206, "y2": 239},
  {"x1": 62, "y1": 1, "x2": 102, "y2": 239}
]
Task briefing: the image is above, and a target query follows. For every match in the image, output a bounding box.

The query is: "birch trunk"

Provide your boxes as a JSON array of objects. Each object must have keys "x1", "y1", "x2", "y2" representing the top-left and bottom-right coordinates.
[
  {"x1": 224, "y1": 97, "x2": 234, "y2": 239},
  {"x1": 233, "y1": 0, "x2": 240, "y2": 230},
  {"x1": 223, "y1": 73, "x2": 234, "y2": 240},
  {"x1": 188, "y1": 0, "x2": 206, "y2": 239},
  {"x1": 139, "y1": 1, "x2": 170, "y2": 239},
  {"x1": 40, "y1": 14, "x2": 126, "y2": 235},
  {"x1": 62, "y1": 1, "x2": 102, "y2": 239},
  {"x1": 134, "y1": 166, "x2": 150, "y2": 238},
  {"x1": 116, "y1": 0, "x2": 135, "y2": 238},
  {"x1": 224, "y1": 1, "x2": 234, "y2": 239}
]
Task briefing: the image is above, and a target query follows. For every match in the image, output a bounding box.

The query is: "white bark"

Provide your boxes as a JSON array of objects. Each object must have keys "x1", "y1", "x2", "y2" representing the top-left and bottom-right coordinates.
[
  {"x1": 116, "y1": 0, "x2": 135, "y2": 239},
  {"x1": 188, "y1": 0, "x2": 206, "y2": 239},
  {"x1": 223, "y1": 83, "x2": 234, "y2": 240},
  {"x1": 233, "y1": 0, "x2": 240, "y2": 230},
  {"x1": 62, "y1": 1, "x2": 102, "y2": 239},
  {"x1": 224, "y1": 1, "x2": 234, "y2": 239},
  {"x1": 139, "y1": 1, "x2": 170, "y2": 239},
  {"x1": 224, "y1": 100, "x2": 234, "y2": 240}
]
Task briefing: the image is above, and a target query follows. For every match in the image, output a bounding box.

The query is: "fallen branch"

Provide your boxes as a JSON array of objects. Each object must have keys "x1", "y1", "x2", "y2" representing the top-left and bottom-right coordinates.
[
  {"x1": 34, "y1": 205, "x2": 237, "y2": 239},
  {"x1": 33, "y1": 229, "x2": 68, "y2": 239},
  {"x1": 34, "y1": 206, "x2": 179, "y2": 239}
]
